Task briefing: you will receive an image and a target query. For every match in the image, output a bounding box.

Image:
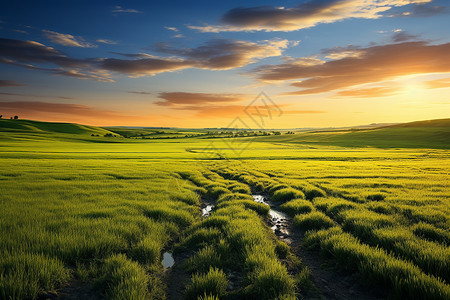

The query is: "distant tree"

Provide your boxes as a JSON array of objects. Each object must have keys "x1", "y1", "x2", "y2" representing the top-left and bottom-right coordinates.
[
  {"x1": 91, "y1": 134, "x2": 95, "y2": 136},
  {"x1": 10, "y1": 117, "x2": 13, "y2": 119},
  {"x1": 0, "y1": 115, "x2": 2, "y2": 119},
  {"x1": 13, "y1": 116, "x2": 18, "y2": 120}
]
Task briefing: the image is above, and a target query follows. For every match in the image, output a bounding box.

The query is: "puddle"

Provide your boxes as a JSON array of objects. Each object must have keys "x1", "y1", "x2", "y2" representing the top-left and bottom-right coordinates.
[
  {"x1": 252, "y1": 195, "x2": 290, "y2": 237},
  {"x1": 202, "y1": 204, "x2": 214, "y2": 217},
  {"x1": 163, "y1": 252, "x2": 174, "y2": 268}
]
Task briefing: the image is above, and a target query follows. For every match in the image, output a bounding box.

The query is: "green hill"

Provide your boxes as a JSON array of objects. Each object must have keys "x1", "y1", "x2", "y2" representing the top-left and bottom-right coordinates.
[
  {"x1": 255, "y1": 118, "x2": 450, "y2": 149},
  {"x1": 0, "y1": 119, "x2": 113, "y2": 136},
  {"x1": 383, "y1": 118, "x2": 450, "y2": 128}
]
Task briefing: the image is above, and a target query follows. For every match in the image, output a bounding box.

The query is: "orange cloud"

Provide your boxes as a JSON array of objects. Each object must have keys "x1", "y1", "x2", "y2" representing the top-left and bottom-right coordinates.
[
  {"x1": 173, "y1": 104, "x2": 324, "y2": 118},
  {"x1": 251, "y1": 41, "x2": 450, "y2": 95},
  {"x1": 424, "y1": 77, "x2": 450, "y2": 89},
  {"x1": 0, "y1": 100, "x2": 149, "y2": 126},
  {"x1": 336, "y1": 87, "x2": 399, "y2": 97},
  {"x1": 156, "y1": 92, "x2": 247, "y2": 106}
]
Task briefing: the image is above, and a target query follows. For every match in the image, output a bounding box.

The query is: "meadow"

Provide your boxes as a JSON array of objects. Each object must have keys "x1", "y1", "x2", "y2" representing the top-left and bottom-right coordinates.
[{"x1": 0, "y1": 118, "x2": 449, "y2": 299}]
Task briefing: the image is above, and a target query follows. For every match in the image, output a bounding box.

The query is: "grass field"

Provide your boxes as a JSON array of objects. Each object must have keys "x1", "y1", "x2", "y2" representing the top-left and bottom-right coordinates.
[{"x1": 0, "y1": 118, "x2": 449, "y2": 299}]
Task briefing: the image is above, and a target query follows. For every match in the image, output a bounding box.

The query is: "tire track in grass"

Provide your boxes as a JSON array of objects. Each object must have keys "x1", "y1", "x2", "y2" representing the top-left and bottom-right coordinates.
[{"x1": 213, "y1": 167, "x2": 386, "y2": 299}]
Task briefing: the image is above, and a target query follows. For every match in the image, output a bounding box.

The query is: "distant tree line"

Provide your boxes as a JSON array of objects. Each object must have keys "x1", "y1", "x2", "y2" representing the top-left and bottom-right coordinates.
[{"x1": 0, "y1": 115, "x2": 18, "y2": 119}]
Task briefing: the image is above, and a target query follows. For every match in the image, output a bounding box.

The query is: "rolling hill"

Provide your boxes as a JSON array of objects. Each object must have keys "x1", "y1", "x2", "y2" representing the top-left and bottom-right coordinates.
[
  {"x1": 255, "y1": 118, "x2": 450, "y2": 149},
  {"x1": 0, "y1": 119, "x2": 114, "y2": 136}
]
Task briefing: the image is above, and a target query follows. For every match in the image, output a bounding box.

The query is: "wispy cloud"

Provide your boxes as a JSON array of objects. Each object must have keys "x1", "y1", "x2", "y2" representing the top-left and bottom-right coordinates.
[
  {"x1": 336, "y1": 87, "x2": 399, "y2": 98},
  {"x1": 153, "y1": 92, "x2": 325, "y2": 118},
  {"x1": 0, "y1": 101, "x2": 125, "y2": 118},
  {"x1": 0, "y1": 38, "x2": 112, "y2": 82},
  {"x1": 391, "y1": 30, "x2": 419, "y2": 42},
  {"x1": 0, "y1": 92, "x2": 73, "y2": 99},
  {"x1": 174, "y1": 104, "x2": 325, "y2": 118},
  {"x1": 42, "y1": 30, "x2": 96, "y2": 48},
  {"x1": 0, "y1": 37, "x2": 291, "y2": 81},
  {"x1": 165, "y1": 26, "x2": 179, "y2": 32},
  {"x1": 251, "y1": 41, "x2": 450, "y2": 95},
  {"x1": 97, "y1": 39, "x2": 117, "y2": 45},
  {"x1": 156, "y1": 92, "x2": 247, "y2": 106},
  {"x1": 127, "y1": 91, "x2": 152, "y2": 95},
  {"x1": 100, "y1": 39, "x2": 292, "y2": 77},
  {"x1": 112, "y1": 6, "x2": 142, "y2": 14},
  {"x1": 424, "y1": 77, "x2": 450, "y2": 89},
  {"x1": 0, "y1": 80, "x2": 23, "y2": 87},
  {"x1": 189, "y1": 0, "x2": 432, "y2": 32},
  {"x1": 13, "y1": 29, "x2": 29, "y2": 34},
  {"x1": 391, "y1": 3, "x2": 447, "y2": 17}
]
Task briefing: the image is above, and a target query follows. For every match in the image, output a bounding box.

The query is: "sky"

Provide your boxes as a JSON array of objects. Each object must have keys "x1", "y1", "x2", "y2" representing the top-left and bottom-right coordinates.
[{"x1": 0, "y1": 0, "x2": 449, "y2": 128}]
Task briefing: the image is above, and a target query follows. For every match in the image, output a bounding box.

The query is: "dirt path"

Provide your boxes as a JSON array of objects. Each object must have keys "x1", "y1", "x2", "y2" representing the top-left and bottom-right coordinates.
[
  {"x1": 51, "y1": 281, "x2": 100, "y2": 300},
  {"x1": 262, "y1": 198, "x2": 387, "y2": 300},
  {"x1": 165, "y1": 250, "x2": 192, "y2": 300}
]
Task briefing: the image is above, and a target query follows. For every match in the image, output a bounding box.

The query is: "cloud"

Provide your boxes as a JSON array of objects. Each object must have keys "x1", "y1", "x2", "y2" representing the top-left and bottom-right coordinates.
[
  {"x1": 174, "y1": 104, "x2": 325, "y2": 118},
  {"x1": 424, "y1": 78, "x2": 450, "y2": 89},
  {"x1": 152, "y1": 91, "x2": 324, "y2": 118},
  {"x1": 99, "y1": 56, "x2": 191, "y2": 77},
  {"x1": 97, "y1": 39, "x2": 117, "y2": 45},
  {"x1": 13, "y1": 29, "x2": 29, "y2": 34},
  {"x1": 189, "y1": 0, "x2": 432, "y2": 32},
  {"x1": 0, "y1": 100, "x2": 128, "y2": 119},
  {"x1": 391, "y1": 31, "x2": 419, "y2": 42},
  {"x1": 112, "y1": 6, "x2": 142, "y2": 14},
  {"x1": 336, "y1": 87, "x2": 399, "y2": 97},
  {"x1": 0, "y1": 38, "x2": 290, "y2": 81},
  {"x1": 155, "y1": 39, "x2": 291, "y2": 69},
  {"x1": 0, "y1": 38, "x2": 112, "y2": 82},
  {"x1": 165, "y1": 26, "x2": 179, "y2": 32},
  {"x1": 0, "y1": 80, "x2": 23, "y2": 87},
  {"x1": 101, "y1": 39, "x2": 290, "y2": 76},
  {"x1": 251, "y1": 41, "x2": 450, "y2": 95},
  {"x1": 393, "y1": 3, "x2": 447, "y2": 17},
  {"x1": 0, "y1": 92, "x2": 73, "y2": 99},
  {"x1": 127, "y1": 91, "x2": 153, "y2": 95},
  {"x1": 42, "y1": 30, "x2": 96, "y2": 48},
  {"x1": 156, "y1": 92, "x2": 247, "y2": 106}
]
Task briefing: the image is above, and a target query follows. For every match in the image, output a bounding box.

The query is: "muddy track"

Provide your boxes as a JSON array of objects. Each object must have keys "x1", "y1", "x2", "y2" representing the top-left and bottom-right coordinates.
[
  {"x1": 266, "y1": 200, "x2": 386, "y2": 300},
  {"x1": 165, "y1": 250, "x2": 192, "y2": 300},
  {"x1": 52, "y1": 281, "x2": 100, "y2": 300}
]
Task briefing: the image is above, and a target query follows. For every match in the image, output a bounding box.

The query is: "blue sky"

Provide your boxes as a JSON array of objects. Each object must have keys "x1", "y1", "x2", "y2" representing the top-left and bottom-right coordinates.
[{"x1": 1, "y1": 0, "x2": 449, "y2": 127}]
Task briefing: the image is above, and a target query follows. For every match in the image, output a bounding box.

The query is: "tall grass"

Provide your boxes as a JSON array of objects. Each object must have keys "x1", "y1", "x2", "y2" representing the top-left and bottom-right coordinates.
[
  {"x1": 185, "y1": 268, "x2": 228, "y2": 300},
  {"x1": 305, "y1": 229, "x2": 450, "y2": 299},
  {"x1": 271, "y1": 188, "x2": 305, "y2": 202}
]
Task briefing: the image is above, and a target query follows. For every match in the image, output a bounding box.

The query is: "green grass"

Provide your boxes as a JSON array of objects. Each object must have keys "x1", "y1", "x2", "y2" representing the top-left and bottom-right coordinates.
[
  {"x1": 293, "y1": 211, "x2": 335, "y2": 230},
  {"x1": 0, "y1": 118, "x2": 114, "y2": 136},
  {"x1": 280, "y1": 199, "x2": 314, "y2": 216},
  {"x1": 0, "y1": 118, "x2": 449, "y2": 299},
  {"x1": 271, "y1": 188, "x2": 305, "y2": 202},
  {"x1": 185, "y1": 267, "x2": 228, "y2": 300},
  {"x1": 252, "y1": 118, "x2": 450, "y2": 149}
]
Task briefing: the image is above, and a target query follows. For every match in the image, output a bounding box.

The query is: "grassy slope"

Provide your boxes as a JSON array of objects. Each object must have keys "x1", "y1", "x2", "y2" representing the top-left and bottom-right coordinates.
[
  {"x1": 255, "y1": 119, "x2": 450, "y2": 149},
  {"x1": 0, "y1": 119, "x2": 114, "y2": 136}
]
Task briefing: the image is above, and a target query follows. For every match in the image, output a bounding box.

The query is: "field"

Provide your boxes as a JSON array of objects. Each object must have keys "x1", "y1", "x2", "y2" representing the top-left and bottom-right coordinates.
[{"x1": 0, "y1": 118, "x2": 449, "y2": 300}]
